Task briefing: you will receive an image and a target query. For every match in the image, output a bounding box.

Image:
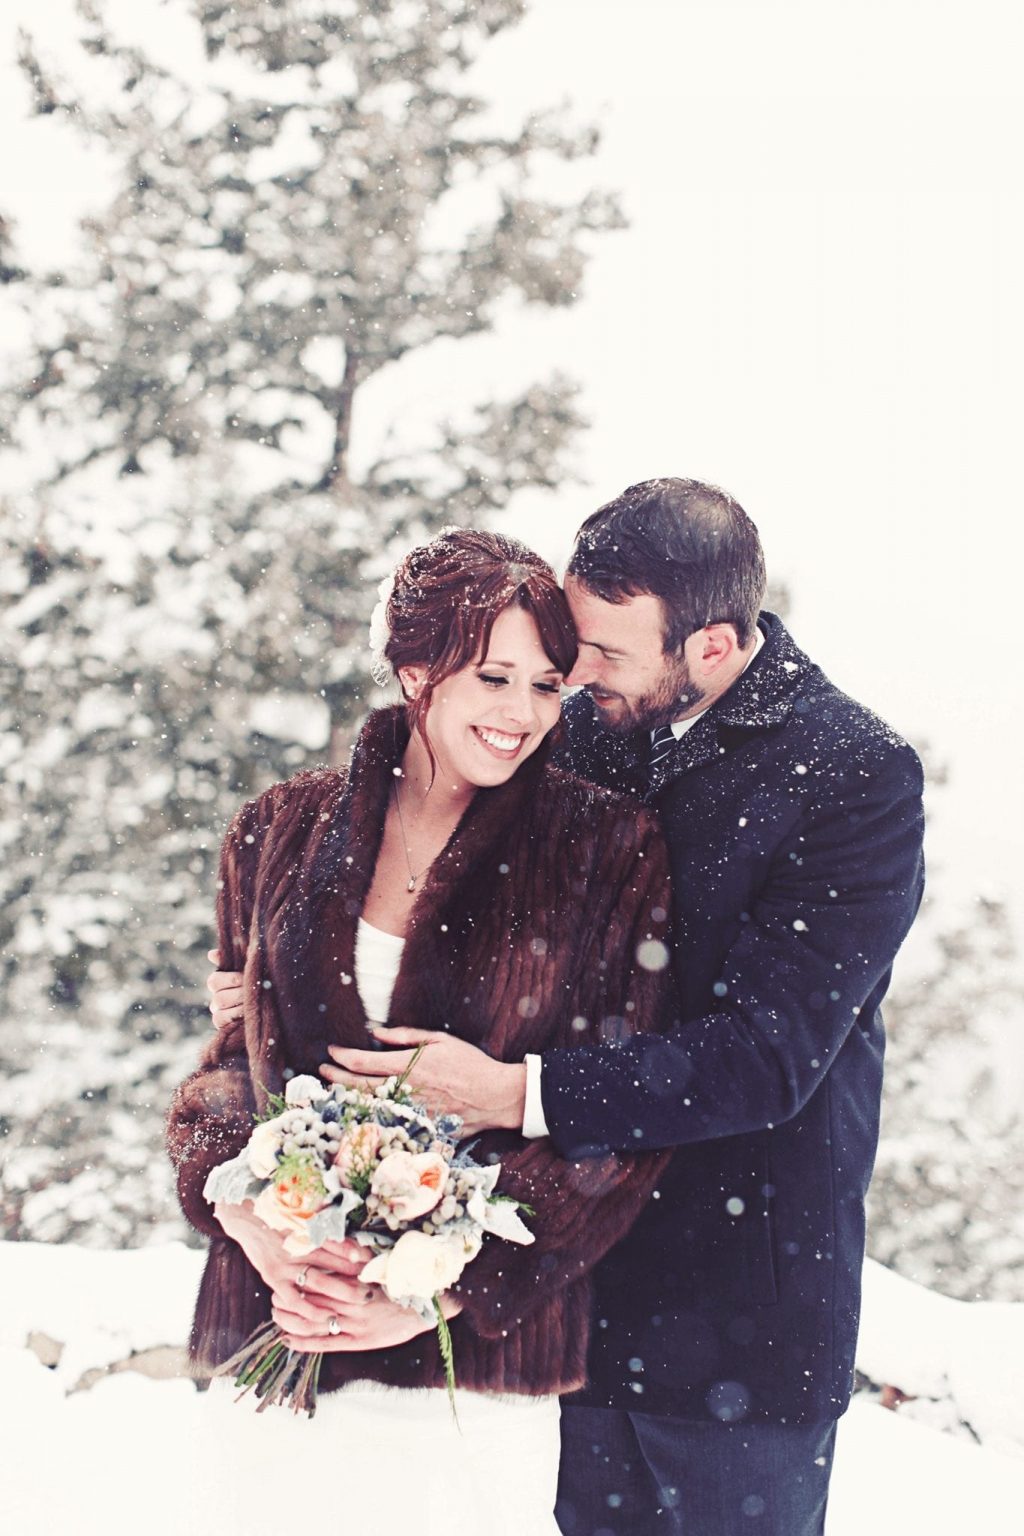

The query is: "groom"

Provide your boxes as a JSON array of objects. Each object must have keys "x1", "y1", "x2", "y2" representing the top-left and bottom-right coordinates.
[{"x1": 210, "y1": 478, "x2": 925, "y2": 1534}]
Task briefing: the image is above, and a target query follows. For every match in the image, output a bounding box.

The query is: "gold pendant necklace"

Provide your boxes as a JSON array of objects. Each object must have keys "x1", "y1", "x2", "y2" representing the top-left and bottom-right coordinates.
[{"x1": 392, "y1": 776, "x2": 419, "y2": 892}]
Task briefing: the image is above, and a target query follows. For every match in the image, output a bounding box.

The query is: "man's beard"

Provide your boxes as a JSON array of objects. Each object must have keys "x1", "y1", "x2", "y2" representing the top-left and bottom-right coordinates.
[{"x1": 588, "y1": 656, "x2": 707, "y2": 736}]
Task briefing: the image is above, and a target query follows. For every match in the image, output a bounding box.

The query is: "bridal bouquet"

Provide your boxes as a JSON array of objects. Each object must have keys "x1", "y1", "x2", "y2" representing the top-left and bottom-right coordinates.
[{"x1": 203, "y1": 1061, "x2": 533, "y2": 1417}]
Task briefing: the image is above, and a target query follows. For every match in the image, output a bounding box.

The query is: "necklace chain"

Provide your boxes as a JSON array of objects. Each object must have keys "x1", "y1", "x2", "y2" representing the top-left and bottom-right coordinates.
[{"x1": 392, "y1": 776, "x2": 419, "y2": 892}]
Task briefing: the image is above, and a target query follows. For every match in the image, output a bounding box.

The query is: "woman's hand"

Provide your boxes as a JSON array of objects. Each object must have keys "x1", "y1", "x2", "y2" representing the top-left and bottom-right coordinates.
[
  {"x1": 213, "y1": 1201, "x2": 370, "y2": 1319},
  {"x1": 212, "y1": 1202, "x2": 462, "y2": 1352},
  {"x1": 207, "y1": 949, "x2": 244, "y2": 1028},
  {"x1": 273, "y1": 1287, "x2": 463, "y2": 1354}
]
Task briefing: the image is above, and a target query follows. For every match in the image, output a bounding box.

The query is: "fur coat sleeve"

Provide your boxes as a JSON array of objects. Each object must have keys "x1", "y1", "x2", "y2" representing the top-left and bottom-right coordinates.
[
  {"x1": 454, "y1": 806, "x2": 674, "y2": 1340},
  {"x1": 165, "y1": 790, "x2": 276, "y2": 1238}
]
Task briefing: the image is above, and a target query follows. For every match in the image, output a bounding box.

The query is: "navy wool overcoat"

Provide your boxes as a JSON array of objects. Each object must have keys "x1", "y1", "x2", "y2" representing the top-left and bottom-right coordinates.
[{"x1": 545, "y1": 612, "x2": 925, "y2": 1424}]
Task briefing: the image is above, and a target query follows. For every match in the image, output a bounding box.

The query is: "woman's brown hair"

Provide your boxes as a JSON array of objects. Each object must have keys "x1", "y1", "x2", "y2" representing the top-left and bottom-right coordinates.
[{"x1": 383, "y1": 527, "x2": 577, "y2": 750}]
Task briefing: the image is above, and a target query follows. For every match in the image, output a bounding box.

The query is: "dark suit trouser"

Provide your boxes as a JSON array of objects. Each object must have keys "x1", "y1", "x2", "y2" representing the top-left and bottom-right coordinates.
[{"x1": 555, "y1": 1406, "x2": 836, "y2": 1536}]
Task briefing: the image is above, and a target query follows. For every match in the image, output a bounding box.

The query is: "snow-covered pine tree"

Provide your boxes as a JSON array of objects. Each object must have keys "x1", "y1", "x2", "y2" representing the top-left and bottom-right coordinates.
[
  {"x1": 868, "y1": 894, "x2": 1024, "y2": 1303},
  {"x1": 0, "y1": 0, "x2": 620, "y2": 1244}
]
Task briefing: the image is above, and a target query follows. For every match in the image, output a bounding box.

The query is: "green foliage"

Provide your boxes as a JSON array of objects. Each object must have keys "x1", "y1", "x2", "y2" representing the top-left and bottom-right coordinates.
[
  {"x1": 392, "y1": 1042, "x2": 426, "y2": 1097},
  {"x1": 435, "y1": 1294, "x2": 458, "y2": 1422},
  {"x1": 257, "y1": 1089, "x2": 290, "y2": 1121}
]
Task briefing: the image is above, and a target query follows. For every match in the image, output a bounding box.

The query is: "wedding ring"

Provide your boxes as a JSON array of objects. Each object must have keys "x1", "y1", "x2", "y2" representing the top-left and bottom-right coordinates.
[
  {"x1": 296, "y1": 1268, "x2": 307, "y2": 1290},
  {"x1": 327, "y1": 1315, "x2": 341, "y2": 1336}
]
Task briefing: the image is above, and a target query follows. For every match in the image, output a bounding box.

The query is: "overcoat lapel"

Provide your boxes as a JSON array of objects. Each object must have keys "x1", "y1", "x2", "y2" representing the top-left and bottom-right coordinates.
[
  {"x1": 559, "y1": 700, "x2": 648, "y2": 799},
  {"x1": 645, "y1": 711, "x2": 721, "y2": 799},
  {"x1": 642, "y1": 613, "x2": 813, "y2": 802}
]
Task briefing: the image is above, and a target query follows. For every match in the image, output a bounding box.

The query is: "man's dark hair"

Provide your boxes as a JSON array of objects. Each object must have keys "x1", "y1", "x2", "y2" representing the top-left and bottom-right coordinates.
[{"x1": 567, "y1": 477, "x2": 767, "y2": 651}]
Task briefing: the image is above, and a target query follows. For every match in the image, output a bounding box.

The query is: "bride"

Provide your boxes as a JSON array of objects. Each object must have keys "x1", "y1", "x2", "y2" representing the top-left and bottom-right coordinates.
[{"x1": 167, "y1": 527, "x2": 672, "y2": 1533}]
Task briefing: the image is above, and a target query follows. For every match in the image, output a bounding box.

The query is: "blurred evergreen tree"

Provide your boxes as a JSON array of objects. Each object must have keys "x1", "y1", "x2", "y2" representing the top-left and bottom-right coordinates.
[
  {"x1": 868, "y1": 893, "x2": 1024, "y2": 1303},
  {"x1": 0, "y1": 0, "x2": 620, "y2": 1243}
]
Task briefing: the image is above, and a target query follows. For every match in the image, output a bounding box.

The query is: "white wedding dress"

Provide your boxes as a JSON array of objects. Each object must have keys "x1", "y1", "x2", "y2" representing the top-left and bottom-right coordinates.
[{"x1": 199, "y1": 919, "x2": 561, "y2": 1535}]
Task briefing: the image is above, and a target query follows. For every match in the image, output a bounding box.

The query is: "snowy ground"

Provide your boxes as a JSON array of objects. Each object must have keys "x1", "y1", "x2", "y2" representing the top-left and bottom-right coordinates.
[{"x1": 2, "y1": 1242, "x2": 1022, "y2": 1533}]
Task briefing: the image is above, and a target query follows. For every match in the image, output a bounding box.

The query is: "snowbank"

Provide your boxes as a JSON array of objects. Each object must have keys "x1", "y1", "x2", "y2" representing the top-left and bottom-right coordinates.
[
  {"x1": 857, "y1": 1254, "x2": 1024, "y2": 1459},
  {"x1": 2, "y1": 1242, "x2": 1022, "y2": 1533},
  {"x1": 0, "y1": 1239, "x2": 201, "y2": 1388}
]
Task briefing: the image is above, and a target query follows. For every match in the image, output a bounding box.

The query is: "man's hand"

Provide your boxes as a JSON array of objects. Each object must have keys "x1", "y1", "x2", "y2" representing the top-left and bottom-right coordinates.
[
  {"x1": 206, "y1": 954, "x2": 528, "y2": 1136},
  {"x1": 321, "y1": 1029, "x2": 527, "y2": 1138},
  {"x1": 207, "y1": 949, "x2": 244, "y2": 1028}
]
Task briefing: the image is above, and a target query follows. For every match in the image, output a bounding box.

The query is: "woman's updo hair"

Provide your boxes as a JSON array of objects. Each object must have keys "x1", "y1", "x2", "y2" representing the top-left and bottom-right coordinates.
[{"x1": 382, "y1": 527, "x2": 577, "y2": 744}]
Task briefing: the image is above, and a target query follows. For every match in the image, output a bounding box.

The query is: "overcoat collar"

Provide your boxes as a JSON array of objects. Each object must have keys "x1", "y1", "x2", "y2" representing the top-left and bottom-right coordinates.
[
  {"x1": 561, "y1": 613, "x2": 814, "y2": 803},
  {"x1": 714, "y1": 612, "x2": 812, "y2": 730}
]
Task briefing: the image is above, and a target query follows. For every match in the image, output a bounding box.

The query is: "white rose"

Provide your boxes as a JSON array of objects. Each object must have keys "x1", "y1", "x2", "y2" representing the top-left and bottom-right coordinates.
[
  {"x1": 361, "y1": 1230, "x2": 479, "y2": 1303},
  {"x1": 284, "y1": 1075, "x2": 327, "y2": 1108},
  {"x1": 247, "y1": 1116, "x2": 286, "y2": 1178}
]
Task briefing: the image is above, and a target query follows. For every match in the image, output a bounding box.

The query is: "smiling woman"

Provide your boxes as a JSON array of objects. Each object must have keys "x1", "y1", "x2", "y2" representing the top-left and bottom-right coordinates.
[
  {"x1": 166, "y1": 525, "x2": 673, "y2": 1534},
  {"x1": 358, "y1": 529, "x2": 576, "y2": 936},
  {"x1": 396, "y1": 606, "x2": 564, "y2": 784},
  {"x1": 383, "y1": 526, "x2": 577, "y2": 762}
]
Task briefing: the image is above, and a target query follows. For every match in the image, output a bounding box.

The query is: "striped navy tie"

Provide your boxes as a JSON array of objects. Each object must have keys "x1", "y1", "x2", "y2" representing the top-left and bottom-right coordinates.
[{"x1": 649, "y1": 723, "x2": 677, "y2": 770}]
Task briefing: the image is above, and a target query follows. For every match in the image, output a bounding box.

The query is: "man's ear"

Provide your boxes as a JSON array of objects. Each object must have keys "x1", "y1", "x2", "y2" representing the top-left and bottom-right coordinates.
[
  {"x1": 686, "y1": 624, "x2": 740, "y2": 675},
  {"x1": 397, "y1": 664, "x2": 427, "y2": 701}
]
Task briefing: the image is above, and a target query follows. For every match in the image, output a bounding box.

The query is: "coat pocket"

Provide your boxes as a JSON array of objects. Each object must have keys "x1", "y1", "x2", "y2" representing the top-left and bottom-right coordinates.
[
  {"x1": 740, "y1": 1142, "x2": 780, "y2": 1306},
  {"x1": 631, "y1": 1141, "x2": 781, "y2": 1311}
]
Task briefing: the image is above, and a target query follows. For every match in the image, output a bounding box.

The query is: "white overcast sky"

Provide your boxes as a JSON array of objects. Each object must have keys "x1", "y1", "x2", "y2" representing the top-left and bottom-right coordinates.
[{"x1": 2, "y1": 0, "x2": 1023, "y2": 952}]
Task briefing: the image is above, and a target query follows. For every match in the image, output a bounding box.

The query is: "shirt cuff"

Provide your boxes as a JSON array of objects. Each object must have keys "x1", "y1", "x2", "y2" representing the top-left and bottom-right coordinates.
[{"x1": 521, "y1": 1054, "x2": 550, "y2": 1139}]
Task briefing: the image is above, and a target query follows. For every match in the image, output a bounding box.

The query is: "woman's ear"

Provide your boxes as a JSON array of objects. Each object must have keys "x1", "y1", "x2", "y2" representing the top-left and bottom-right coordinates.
[{"x1": 397, "y1": 664, "x2": 427, "y2": 701}]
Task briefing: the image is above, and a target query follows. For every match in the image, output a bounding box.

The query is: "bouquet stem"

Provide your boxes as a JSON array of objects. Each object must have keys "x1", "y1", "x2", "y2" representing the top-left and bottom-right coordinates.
[{"x1": 215, "y1": 1323, "x2": 323, "y2": 1417}]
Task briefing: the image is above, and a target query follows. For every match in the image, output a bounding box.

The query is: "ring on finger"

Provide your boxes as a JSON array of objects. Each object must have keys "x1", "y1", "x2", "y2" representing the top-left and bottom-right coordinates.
[
  {"x1": 327, "y1": 1315, "x2": 341, "y2": 1336},
  {"x1": 296, "y1": 1268, "x2": 308, "y2": 1290}
]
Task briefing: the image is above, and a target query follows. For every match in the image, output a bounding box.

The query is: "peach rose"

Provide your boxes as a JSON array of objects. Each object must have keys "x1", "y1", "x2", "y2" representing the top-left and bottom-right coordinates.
[
  {"x1": 333, "y1": 1121, "x2": 382, "y2": 1186},
  {"x1": 370, "y1": 1150, "x2": 448, "y2": 1222},
  {"x1": 252, "y1": 1164, "x2": 327, "y2": 1256}
]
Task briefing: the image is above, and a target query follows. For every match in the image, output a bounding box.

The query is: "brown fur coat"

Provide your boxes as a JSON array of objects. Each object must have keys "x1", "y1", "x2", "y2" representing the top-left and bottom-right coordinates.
[{"x1": 166, "y1": 706, "x2": 673, "y2": 1397}]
